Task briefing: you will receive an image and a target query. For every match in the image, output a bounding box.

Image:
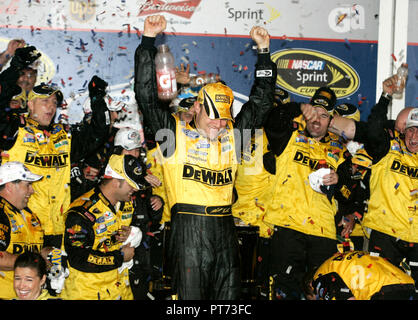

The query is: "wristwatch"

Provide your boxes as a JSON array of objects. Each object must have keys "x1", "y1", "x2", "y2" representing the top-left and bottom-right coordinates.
[{"x1": 257, "y1": 47, "x2": 270, "y2": 54}]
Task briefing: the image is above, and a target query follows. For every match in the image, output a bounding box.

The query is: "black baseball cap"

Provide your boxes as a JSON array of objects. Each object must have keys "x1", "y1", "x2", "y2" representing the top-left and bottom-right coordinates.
[{"x1": 310, "y1": 87, "x2": 337, "y2": 115}]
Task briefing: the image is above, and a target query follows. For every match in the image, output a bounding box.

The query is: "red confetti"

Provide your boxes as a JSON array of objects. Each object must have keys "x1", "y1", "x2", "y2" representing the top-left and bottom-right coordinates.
[
  {"x1": 367, "y1": 264, "x2": 372, "y2": 268},
  {"x1": 391, "y1": 53, "x2": 397, "y2": 61},
  {"x1": 118, "y1": 46, "x2": 127, "y2": 50},
  {"x1": 88, "y1": 54, "x2": 93, "y2": 62}
]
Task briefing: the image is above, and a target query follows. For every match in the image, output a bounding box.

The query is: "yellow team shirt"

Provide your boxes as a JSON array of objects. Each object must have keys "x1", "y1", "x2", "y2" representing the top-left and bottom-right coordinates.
[
  {"x1": 0, "y1": 198, "x2": 44, "y2": 299},
  {"x1": 364, "y1": 130, "x2": 418, "y2": 242},
  {"x1": 156, "y1": 115, "x2": 237, "y2": 215},
  {"x1": 1, "y1": 118, "x2": 71, "y2": 237},
  {"x1": 263, "y1": 124, "x2": 347, "y2": 240}
]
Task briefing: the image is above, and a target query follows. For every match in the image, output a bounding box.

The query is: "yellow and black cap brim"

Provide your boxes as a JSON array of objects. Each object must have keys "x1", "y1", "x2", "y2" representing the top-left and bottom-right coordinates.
[
  {"x1": 9, "y1": 87, "x2": 27, "y2": 107},
  {"x1": 104, "y1": 154, "x2": 146, "y2": 190},
  {"x1": 335, "y1": 103, "x2": 360, "y2": 122},
  {"x1": 28, "y1": 84, "x2": 64, "y2": 106},
  {"x1": 178, "y1": 96, "x2": 197, "y2": 112},
  {"x1": 310, "y1": 87, "x2": 337, "y2": 115}
]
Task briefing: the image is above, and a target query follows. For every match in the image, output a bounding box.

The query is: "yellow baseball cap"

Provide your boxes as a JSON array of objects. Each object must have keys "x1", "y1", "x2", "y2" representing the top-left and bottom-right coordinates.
[
  {"x1": 104, "y1": 154, "x2": 145, "y2": 190},
  {"x1": 28, "y1": 84, "x2": 63, "y2": 104},
  {"x1": 197, "y1": 82, "x2": 234, "y2": 121}
]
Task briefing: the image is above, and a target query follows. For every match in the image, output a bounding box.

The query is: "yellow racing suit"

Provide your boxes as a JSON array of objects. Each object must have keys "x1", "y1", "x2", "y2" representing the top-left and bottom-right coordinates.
[
  {"x1": 232, "y1": 130, "x2": 274, "y2": 238},
  {"x1": 0, "y1": 86, "x2": 111, "y2": 247},
  {"x1": 263, "y1": 123, "x2": 346, "y2": 239},
  {"x1": 146, "y1": 146, "x2": 170, "y2": 224},
  {"x1": 2, "y1": 118, "x2": 71, "y2": 241},
  {"x1": 363, "y1": 130, "x2": 418, "y2": 242},
  {"x1": 0, "y1": 197, "x2": 44, "y2": 299},
  {"x1": 134, "y1": 34, "x2": 276, "y2": 300}
]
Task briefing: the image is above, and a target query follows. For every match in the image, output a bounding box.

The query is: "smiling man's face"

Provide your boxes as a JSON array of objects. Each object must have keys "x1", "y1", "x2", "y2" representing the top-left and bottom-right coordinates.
[{"x1": 28, "y1": 93, "x2": 58, "y2": 126}]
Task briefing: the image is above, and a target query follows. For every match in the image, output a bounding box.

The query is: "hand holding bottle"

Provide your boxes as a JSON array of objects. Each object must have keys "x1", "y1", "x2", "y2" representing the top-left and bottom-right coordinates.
[{"x1": 393, "y1": 63, "x2": 408, "y2": 94}]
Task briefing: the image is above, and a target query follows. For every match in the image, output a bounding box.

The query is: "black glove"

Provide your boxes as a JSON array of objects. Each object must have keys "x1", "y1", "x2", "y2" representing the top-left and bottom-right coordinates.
[
  {"x1": 88, "y1": 75, "x2": 108, "y2": 99},
  {"x1": 10, "y1": 46, "x2": 41, "y2": 69}
]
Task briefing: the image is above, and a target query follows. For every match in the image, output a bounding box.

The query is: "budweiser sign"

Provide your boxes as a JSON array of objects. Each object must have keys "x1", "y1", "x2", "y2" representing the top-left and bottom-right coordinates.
[{"x1": 137, "y1": 0, "x2": 201, "y2": 19}]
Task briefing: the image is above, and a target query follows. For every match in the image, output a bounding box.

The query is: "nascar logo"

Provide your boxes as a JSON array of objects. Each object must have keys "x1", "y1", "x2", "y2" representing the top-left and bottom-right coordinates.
[{"x1": 272, "y1": 48, "x2": 360, "y2": 99}]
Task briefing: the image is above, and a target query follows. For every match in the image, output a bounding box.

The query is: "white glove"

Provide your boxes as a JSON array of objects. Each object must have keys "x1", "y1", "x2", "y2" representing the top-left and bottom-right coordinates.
[
  {"x1": 346, "y1": 140, "x2": 363, "y2": 156},
  {"x1": 118, "y1": 226, "x2": 142, "y2": 273},
  {"x1": 308, "y1": 168, "x2": 330, "y2": 194},
  {"x1": 122, "y1": 226, "x2": 142, "y2": 249}
]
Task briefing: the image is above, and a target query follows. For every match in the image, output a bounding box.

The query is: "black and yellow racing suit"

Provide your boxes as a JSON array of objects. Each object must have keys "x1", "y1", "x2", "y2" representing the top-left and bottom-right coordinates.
[
  {"x1": 0, "y1": 197, "x2": 44, "y2": 299},
  {"x1": 60, "y1": 187, "x2": 134, "y2": 300},
  {"x1": 134, "y1": 35, "x2": 276, "y2": 299}
]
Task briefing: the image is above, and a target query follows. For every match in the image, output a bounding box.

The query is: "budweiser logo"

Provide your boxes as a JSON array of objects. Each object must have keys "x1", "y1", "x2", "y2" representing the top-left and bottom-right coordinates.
[{"x1": 137, "y1": 0, "x2": 201, "y2": 19}]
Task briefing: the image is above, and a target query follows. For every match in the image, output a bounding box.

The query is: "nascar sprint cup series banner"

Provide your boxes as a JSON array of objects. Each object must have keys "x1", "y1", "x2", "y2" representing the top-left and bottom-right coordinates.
[{"x1": 0, "y1": 0, "x2": 416, "y2": 124}]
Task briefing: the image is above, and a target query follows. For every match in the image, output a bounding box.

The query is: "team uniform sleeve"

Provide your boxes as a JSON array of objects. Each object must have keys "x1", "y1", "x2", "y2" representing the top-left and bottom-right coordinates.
[
  {"x1": 64, "y1": 210, "x2": 124, "y2": 273},
  {"x1": 0, "y1": 210, "x2": 11, "y2": 251}
]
